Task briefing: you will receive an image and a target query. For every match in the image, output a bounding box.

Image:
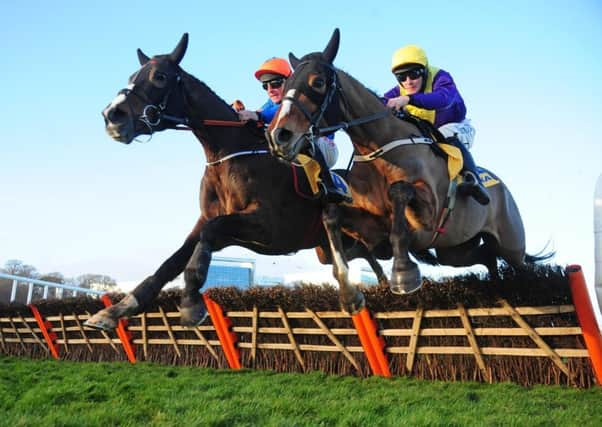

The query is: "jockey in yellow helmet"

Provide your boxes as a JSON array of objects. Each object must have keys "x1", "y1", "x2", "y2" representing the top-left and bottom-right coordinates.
[{"x1": 383, "y1": 45, "x2": 489, "y2": 205}]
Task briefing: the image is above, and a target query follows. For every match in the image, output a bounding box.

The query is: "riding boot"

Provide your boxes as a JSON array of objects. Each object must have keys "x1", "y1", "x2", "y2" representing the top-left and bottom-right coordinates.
[
  {"x1": 314, "y1": 148, "x2": 352, "y2": 204},
  {"x1": 446, "y1": 136, "x2": 490, "y2": 205}
]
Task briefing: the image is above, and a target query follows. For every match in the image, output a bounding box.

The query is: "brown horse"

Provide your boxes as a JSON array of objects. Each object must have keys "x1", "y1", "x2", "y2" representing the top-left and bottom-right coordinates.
[
  {"x1": 268, "y1": 29, "x2": 551, "y2": 296},
  {"x1": 86, "y1": 33, "x2": 384, "y2": 329}
]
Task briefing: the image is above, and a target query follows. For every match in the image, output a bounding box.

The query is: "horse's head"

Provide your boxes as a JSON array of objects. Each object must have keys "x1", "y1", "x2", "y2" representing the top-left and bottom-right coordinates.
[
  {"x1": 102, "y1": 33, "x2": 190, "y2": 144},
  {"x1": 267, "y1": 29, "x2": 341, "y2": 161}
]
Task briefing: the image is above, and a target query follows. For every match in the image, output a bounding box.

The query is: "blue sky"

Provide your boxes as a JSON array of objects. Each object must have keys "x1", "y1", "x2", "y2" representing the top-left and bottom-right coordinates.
[{"x1": 1, "y1": 1, "x2": 601, "y2": 306}]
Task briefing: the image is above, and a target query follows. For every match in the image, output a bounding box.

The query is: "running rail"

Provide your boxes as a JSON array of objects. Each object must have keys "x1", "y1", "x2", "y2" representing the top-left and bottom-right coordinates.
[{"x1": 0, "y1": 273, "x2": 104, "y2": 304}]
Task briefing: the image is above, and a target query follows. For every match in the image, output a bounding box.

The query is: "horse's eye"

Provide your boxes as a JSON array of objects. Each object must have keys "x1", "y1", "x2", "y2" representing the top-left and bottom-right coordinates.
[
  {"x1": 312, "y1": 77, "x2": 326, "y2": 90},
  {"x1": 154, "y1": 72, "x2": 167, "y2": 84}
]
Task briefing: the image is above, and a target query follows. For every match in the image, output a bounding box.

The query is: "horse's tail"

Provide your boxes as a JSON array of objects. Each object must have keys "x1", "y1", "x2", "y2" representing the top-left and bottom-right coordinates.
[{"x1": 525, "y1": 241, "x2": 556, "y2": 264}]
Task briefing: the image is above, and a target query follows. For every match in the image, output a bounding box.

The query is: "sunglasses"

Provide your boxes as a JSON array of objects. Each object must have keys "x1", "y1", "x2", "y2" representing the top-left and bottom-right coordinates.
[
  {"x1": 395, "y1": 68, "x2": 425, "y2": 83},
  {"x1": 262, "y1": 78, "x2": 285, "y2": 90}
]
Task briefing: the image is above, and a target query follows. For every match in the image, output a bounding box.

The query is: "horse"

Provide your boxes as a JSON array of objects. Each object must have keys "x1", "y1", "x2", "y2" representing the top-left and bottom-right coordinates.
[
  {"x1": 86, "y1": 33, "x2": 385, "y2": 330},
  {"x1": 267, "y1": 29, "x2": 552, "y2": 296}
]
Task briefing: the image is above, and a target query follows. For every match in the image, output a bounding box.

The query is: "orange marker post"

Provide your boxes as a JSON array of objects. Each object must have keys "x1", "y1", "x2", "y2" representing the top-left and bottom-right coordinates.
[
  {"x1": 101, "y1": 295, "x2": 137, "y2": 364},
  {"x1": 352, "y1": 308, "x2": 391, "y2": 377},
  {"x1": 28, "y1": 304, "x2": 60, "y2": 359},
  {"x1": 567, "y1": 265, "x2": 602, "y2": 385},
  {"x1": 202, "y1": 293, "x2": 241, "y2": 369}
]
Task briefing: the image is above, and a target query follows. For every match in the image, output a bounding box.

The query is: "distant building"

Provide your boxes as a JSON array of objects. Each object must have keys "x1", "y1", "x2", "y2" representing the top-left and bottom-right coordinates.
[{"x1": 204, "y1": 257, "x2": 256, "y2": 289}]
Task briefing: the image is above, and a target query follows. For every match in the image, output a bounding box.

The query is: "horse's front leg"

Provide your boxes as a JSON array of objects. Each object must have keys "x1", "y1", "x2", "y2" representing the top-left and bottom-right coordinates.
[
  {"x1": 85, "y1": 219, "x2": 203, "y2": 330},
  {"x1": 322, "y1": 203, "x2": 365, "y2": 314},
  {"x1": 389, "y1": 181, "x2": 422, "y2": 294}
]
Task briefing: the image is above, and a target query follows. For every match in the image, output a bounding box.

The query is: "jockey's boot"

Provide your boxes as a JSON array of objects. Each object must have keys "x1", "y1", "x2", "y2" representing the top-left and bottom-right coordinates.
[
  {"x1": 447, "y1": 136, "x2": 490, "y2": 206},
  {"x1": 314, "y1": 148, "x2": 352, "y2": 204}
]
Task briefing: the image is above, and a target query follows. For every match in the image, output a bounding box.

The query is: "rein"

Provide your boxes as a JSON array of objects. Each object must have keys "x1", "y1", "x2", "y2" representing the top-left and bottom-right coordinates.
[
  {"x1": 175, "y1": 119, "x2": 258, "y2": 131},
  {"x1": 317, "y1": 109, "x2": 392, "y2": 136}
]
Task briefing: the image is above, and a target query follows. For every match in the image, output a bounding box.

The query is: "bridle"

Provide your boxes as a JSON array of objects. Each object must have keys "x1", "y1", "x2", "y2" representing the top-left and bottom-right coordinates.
[
  {"x1": 113, "y1": 62, "x2": 268, "y2": 163},
  {"x1": 117, "y1": 64, "x2": 248, "y2": 143},
  {"x1": 274, "y1": 59, "x2": 435, "y2": 166}
]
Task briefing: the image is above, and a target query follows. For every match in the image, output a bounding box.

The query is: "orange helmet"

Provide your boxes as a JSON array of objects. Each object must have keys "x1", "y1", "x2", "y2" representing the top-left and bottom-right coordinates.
[{"x1": 254, "y1": 57, "x2": 292, "y2": 81}]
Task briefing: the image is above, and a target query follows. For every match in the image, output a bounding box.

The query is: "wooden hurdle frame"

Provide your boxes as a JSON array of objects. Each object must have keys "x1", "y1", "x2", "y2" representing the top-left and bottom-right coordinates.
[{"x1": 1, "y1": 265, "x2": 601, "y2": 386}]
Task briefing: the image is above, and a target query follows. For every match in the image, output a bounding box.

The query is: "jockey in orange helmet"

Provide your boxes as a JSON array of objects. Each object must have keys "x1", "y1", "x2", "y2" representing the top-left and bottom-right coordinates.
[{"x1": 235, "y1": 57, "x2": 349, "y2": 203}]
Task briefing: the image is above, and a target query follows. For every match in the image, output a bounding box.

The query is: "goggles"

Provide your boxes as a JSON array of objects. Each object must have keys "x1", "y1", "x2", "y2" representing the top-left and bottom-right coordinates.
[
  {"x1": 395, "y1": 67, "x2": 425, "y2": 83},
  {"x1": 262, "y1": 78, "x2": 285, "y2": 90}
]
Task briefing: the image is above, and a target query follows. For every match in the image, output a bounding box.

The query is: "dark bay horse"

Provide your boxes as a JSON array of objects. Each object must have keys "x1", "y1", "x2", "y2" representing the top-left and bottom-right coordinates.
[
  {"x1": 268, "y1": 29, "x2": 551, "y2": 296},
  {"x1": 87, "y1": 33, "x2": 383, "y2": 329}
]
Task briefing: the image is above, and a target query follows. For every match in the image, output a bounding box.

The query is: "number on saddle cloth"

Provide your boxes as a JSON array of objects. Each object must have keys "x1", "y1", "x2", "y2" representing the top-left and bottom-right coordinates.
[{"x1": 330, "y1": 172, "x2": 352, "y2": 199}]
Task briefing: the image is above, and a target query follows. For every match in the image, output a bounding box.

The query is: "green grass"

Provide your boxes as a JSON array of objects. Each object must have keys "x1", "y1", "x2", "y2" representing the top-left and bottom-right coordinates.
[{"x1": 1, "y1": 356, "x2": 600, "y2": 427}]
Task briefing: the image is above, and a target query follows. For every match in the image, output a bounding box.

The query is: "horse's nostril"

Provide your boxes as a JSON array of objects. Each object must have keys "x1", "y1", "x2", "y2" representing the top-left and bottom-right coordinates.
[
  {"x1": 275, "y1": 128, "x2": 293, "y2": 144},
  {"x1": 103, "y1": 106, "x2": 123, "y2": 124}
]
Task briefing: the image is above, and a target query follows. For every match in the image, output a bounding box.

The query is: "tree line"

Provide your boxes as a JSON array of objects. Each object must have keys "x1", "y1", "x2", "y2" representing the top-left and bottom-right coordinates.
[{"x1": 0, "y1": 259, "x2": 117, "y2": 304}]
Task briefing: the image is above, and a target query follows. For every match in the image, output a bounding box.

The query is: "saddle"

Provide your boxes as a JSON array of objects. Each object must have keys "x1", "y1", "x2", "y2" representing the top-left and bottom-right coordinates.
[{"x1": 397, "y1": 113, "x2": 463, "y2": 180}]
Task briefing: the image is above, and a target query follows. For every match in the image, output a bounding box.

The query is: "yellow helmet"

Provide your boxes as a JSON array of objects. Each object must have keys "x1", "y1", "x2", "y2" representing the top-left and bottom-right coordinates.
[{"x1": 391, "y1": 45, "x2": 428, "y2": 72}]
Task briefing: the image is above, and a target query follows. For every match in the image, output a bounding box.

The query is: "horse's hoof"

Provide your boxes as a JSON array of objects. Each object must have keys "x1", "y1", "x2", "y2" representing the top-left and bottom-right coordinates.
[
  {"x1": 180, "y1": 303, "x2": 208, "y2": 327},
  {"x1": 84, "y1": 314, "x2": 117, "y2": 331},
  {"x1": 390, "y1": 269, "x2": 422, "y2": 295},
  {"x1": 340, "y1": 291, "x2": 366, "y2": 315}
]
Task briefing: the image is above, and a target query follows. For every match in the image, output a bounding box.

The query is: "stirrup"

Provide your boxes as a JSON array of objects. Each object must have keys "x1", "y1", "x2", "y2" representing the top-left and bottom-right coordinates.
[
  {"x1": 320, "y1": 182, "x2": 352, "y2": 204},
  {"x1": 458, "y1": 172, "x2": 490, "y2": 205}
]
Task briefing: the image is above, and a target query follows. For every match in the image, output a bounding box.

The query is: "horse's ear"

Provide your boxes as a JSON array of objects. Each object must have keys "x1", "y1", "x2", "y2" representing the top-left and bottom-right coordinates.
[
  {"x1": 169, "y1": 33, "x2": 189, "y2": 65},
  {"x1": 137, "y1": 48, "x2": 150, "y2": 65},
  {"x1": 322, "y1": 28, "x2": 340, "y2": 64},
  {"x1": 289, "y1": 52, "x2": 300, "y2": 69}
]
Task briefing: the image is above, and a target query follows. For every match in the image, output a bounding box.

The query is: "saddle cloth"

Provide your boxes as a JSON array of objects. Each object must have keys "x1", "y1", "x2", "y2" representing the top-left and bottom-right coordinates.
[{"x1": 296, "y1": 154, "x2": 352, "y2": 199}]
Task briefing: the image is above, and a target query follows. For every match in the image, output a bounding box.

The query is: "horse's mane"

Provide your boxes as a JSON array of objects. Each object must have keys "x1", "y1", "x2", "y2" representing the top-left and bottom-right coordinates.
[
  {"x1": 178, "y1": 66, "x2": 267, "y2": 141},
  {"x1": 335, "y1": 67, "x2": 385, "y2": 104},
  {"x1": 179, "y1": 67, "x2": 240, "y2": 121},
  {"x1": 295, "y1": 52, "x2": 386, "y2": 111}
]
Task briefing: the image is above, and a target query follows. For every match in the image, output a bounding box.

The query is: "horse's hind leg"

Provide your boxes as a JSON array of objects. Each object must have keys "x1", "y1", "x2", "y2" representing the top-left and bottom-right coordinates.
[
  {"x1": 436, "y1": 234, "x2": 500, "y2": 280},
  {"x1": 85, "y1": 226, "x2": 201, "y2": 330},
  {"x1": 179, "y1": 213, "x2": 273, "y2": 326},
  {"x1": 317, "y1": 240, "x2": 389, "y2": 288},
  {"x1": 389, "y1": 181, "x2": 422, "y2": 294}
]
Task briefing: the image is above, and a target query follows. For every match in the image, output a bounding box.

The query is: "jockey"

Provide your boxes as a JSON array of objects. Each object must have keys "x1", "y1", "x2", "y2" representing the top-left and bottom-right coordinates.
[
  {"x1": 236, "y1": 57, "x2": 349, "y2": 203},
  {"x1": 382, "y1": 45, "x2": 490, "y2": 205}
]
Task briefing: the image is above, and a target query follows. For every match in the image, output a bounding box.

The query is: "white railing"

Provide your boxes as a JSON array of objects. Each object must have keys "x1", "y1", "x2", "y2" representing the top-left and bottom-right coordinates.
[{"x1": 0, "y1": 273, "x2": 105, "y2": 304}]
